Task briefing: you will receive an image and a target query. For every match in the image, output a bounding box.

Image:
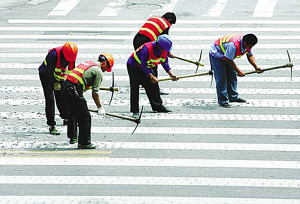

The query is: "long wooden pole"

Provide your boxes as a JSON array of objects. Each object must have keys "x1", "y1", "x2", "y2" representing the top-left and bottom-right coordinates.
[
  {"x1": 173, "y1": 55, "x2": 205, "y2": 67},
  {"x1": 89, "y1": 109, "x2": 139, "y2": 123},
  {"x1": 244, "y1": 63, "x2": 293, "y2": 75},
  {"x1": 99, "y1": 87, "x2": 119, "y2": 91},
  {"x1": 158, "y1": 70, "x2": 213, "y2": 82}
]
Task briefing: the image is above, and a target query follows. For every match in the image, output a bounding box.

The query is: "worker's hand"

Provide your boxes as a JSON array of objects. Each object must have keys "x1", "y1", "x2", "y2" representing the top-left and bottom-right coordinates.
[
  {"x1": 168, "y1": 52, "x2": 175, "y2": 58},
  {"x1": 255, "y1": 67, "x2": 263, "y2": 73},
  {"x1": 149, "y1": 74, "x2": 158, "y2": 84},
  {"x1": 53, "y1": 82, "x2": 61, "y2": 90},
  {"x1": 237, "y1": 70, "x2": 245, "y2": 77},
  {"x1": 169, "y1": 74, "x2": 178, "y2": 81},
  {"x1": 168, "y1": 70, "x2": 178, "y2": 81},
  {"x1": 98, "y1": 107, "x2": 106, "y2": 115}
]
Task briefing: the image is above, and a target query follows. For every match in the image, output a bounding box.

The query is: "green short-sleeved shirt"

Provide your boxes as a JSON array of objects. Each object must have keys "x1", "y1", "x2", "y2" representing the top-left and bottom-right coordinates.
[{"x1": 82, "y1": 65, "x2": 103, "y2": 93}]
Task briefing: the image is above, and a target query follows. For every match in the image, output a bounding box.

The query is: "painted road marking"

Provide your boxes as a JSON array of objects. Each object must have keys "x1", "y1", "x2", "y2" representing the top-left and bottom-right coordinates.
[
  {"x1": 150, "y1": 0, "x2": 180, "y2": 16},
  {"x1": 9, "y1": 19, "x2": 300, "y2": 25},
  {"x1": 0, "y1": 126, "x2": 299, "y2": 136},
  {"x1": 1, "y1": 98, "x2": 300, "y2": 108},
  {"x1": 1, "y1": 75, "x2": 298, "y2": 83},
  {"x1": 0, "y1": 63, "x2": 298, "y2": 72},
  {"x1": 1, "y1": 112, "x2": 300, "y2": 121},
  {"x1": 1, "y1": 176, "x2": 300, "y2": 187},
  {"x1": 252, "y1": 0, "x2": 279, "y2": 17},
  {"x1": 2, "y1": 141, "x2": 300, "y2": 152},
  {"x1": 2, "y1": 87, "x2": 300, "y2": 95},
  {"x1": 0, "y1": 53, "x2": 298, "y2": 60},
  {"x1": 98, "y1": 0, "x2": 127, "y2": 16},
  {"x1": 1, "y1": 157, "x2": 300, "y2": 169},
  {"x1": 204, "y1": 0, "x2": 228, "y2": 17},
  {"x1": 48, "y1": 0, "x2": 80, "y2": 16},
  {"x1": 0, "y1": 150, "x2": 112, "y2": 155},
  {"x1": 2, "y1": 35, "x2": 300, "y2": 40},
  {"x1": 3, "y1": 26, "x2": 300, "y2": 32},
  {"x1": 0, "y1": 196, "x2": 298, "y2": 204},
  {"x1": 0, "y1": 43, "x2": 300, "y2": 49}
]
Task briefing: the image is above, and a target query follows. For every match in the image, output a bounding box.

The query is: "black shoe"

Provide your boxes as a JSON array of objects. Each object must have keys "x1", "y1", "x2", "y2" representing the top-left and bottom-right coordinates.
[
  {"x1": 153, "y1": 106, "x2": 172, "y2": 113},
  {"x1": 70, "y1": 138, "x2": 78, "y2": 144},
  {"x1": 220, "y1": 103, "x2": 231, "y2": 108},
  {"x1": 78, "y1": 144, "x2": 96, "y2": 149},
  {"x1": 230, "y1": 98, "x2": 246, "y2": 103},
  {"x1": 159, "y1": 88, "x2": 168, "y2": 95}
]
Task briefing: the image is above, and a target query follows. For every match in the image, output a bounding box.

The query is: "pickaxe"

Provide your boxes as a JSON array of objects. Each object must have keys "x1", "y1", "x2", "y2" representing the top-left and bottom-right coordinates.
[
  {"x1": 244, "y1": 50, "x2": 293, "y2": 79},
  {"x1": 158, "y1": 70, "x2": 213, "y2": 82},
  {"x1": 89, "y1": 106, "x2": 143, "y2": 134},
  {"x1": 172, "y1": 50, "x2": 205, "y2": 70},
  {"x1": 98, "y1": 71, "x2": 119, "y2": 105}
]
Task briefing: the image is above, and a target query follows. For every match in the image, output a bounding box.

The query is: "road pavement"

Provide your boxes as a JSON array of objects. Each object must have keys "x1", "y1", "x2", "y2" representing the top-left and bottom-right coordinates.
[{"x1": 0, "y1": 0, "x2": 300, "y2": 203}]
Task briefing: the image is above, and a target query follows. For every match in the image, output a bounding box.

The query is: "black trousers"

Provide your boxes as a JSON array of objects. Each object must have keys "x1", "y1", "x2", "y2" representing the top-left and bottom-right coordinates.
[
  {"x1": 61, "y1": 81, "x2": 91, "y2": 146},
  {"x1": 127, "y1": 64, "x2": 163, "y2": 113},
  {"x1": 39, "y1": 71, "x2": 68, "y2": 126}
]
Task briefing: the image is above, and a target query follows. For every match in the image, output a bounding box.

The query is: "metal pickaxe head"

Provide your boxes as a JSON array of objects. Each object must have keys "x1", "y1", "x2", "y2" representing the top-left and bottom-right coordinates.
[
  {"x1": 108, "y1": 71, "x2": 115, "y2": 105},
  {"x1": 131, "y1": 106, "x2": 143, "y2": 134},
  {"x1": 195, "y1": 50, "x2": 203, "y2": 74},
  {"x1": 286, "y1": 50, "x2": 293, "y2": 80}
]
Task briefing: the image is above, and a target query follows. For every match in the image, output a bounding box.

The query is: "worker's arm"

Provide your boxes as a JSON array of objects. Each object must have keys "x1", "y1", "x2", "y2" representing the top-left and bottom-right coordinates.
[
  {"x1": 247, "y1": 54, "x2": 262, "y2": 73},
  {"x1": 226, "y1": 59, "x2": 245, "y2": 77}
]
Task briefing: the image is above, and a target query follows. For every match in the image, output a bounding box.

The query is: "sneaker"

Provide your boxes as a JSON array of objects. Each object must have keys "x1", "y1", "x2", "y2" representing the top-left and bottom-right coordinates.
[
  {"x1": 153, "y1": 106, "x2": 172, "y2": 113},
  {"x1": 70, "y1": 138, "x2": 78, "y2": 144},
  {"x1": 133, "y1": 112, "x2": 139, "y2": 119},
  {"x1": 78, "y1": 144, "x2": 96, "y2": 149},
  {"x1": 63, "y1": 119, "x2": 68, "y2": 126},
  {"x1": 159, "y1": 88, "x2": 168, "y2": 95},
  {"x1": 232, "y1": 98, "x2": 247, "y2": 103},
  {"x1": 49, "y1": 126, "x2": 60, "y2": 135},
  {"x1": 220, "y1": 103, "x2": 231, "y2": 108}
]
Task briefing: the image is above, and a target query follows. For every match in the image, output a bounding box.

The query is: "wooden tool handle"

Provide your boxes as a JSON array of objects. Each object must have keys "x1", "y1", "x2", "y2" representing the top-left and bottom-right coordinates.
[
  {"x1": 244, "y1": 63, "x2": 293, "y2": 75},
  {"x1": 99, "y1": 87, "x2": 119, "y2": 91},
  {"x1": 158, "y1": 71, "x2": 213, "y2": 82}
]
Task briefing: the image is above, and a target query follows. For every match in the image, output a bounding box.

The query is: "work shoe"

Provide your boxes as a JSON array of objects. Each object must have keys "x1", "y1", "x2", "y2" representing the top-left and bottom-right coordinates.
[
  {"x1": 78, "y1": 144, "x2": 96, "y2": 149},
  {"x1": 70, "y1": 138, "x2": 78, "y2": 144},
  {"x1": 49, "y1": 126, "x2": 60, "y2": 135},
  {"x1": 133, "y1": 112, "x2": 139, "y2": 119},
  {"x1": 63, "y1": 119, "x2": 68, "y2": 126},
  {"x1": 153, "y1": 106, "x2": 172, "y2": 113},
  {"x1": 230, "y1": 98, "x2": 247, "y2": 103},
  {"x1": 220, "y1": 103, "x2": 231, "y2": 108}
]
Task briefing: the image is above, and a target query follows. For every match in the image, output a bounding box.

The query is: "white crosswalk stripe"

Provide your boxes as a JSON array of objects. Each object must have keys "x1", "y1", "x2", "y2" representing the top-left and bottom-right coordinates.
[
  {"x1": 0, "y1": 0, "x2": 300, "y2": 202},
  {"x1": 48, "y1": 0, "x2": 80, "y2": 16},
  {"x1": 204, "y1": 0, "x2": 229, "y2": 17},
  {"x1": 2, "y1": 141, "x2": 300, "y2": 151},
  {"x1": 0, "y1": 197, "x2": 299, "y2": 204},
  {"x1": 252, "y1": 0, "x2": 279, "y2": 17}
]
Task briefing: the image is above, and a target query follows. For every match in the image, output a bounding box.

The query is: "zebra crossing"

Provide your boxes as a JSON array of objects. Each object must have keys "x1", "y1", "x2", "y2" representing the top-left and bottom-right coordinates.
[
  {"x1": 42, "y1": 0, "x2": 279, "y2": 17},
  {"x1": 0, "y1": 0, "x2": 300, "y2": 203}
]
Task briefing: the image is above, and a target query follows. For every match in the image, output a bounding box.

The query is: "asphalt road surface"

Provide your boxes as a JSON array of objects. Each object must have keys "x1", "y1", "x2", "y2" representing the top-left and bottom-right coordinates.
[{"x1": 0, "y1": 0, "x2": 300, "y2": 203}]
